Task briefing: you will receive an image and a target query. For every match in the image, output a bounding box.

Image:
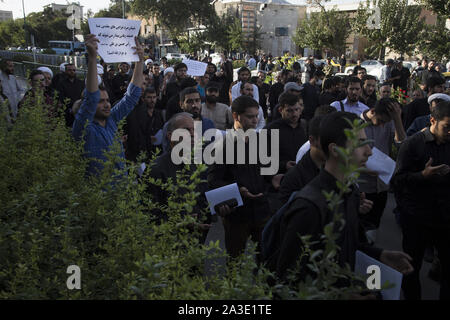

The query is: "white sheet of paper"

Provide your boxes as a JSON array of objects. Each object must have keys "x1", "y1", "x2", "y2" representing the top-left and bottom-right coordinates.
[
  {"x1": 137, "y1": 162, "x2": 146, "y2": 177},
  {"x1": 205, "y1": 183, "x2": 243, "y2": 215},
  {"x1": 88, "y1": 18, "x2": 141, "y2": 63},
  {"x1": 365, "y1": 147, "x2": 396, "y2": 185},
  {"x1": 182, "y1": 59, "x2": 208, "y2": 77},
  {"x1": 355, "y1": 250, "x2": 403, "y2": 300}
]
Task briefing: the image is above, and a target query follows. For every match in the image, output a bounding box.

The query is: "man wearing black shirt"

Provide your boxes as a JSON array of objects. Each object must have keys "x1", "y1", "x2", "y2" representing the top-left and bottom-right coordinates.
[
  {"x1": 165, "y1": 77, "x2": 198, "y2": 121},
  {"x1": 319, "y1": 78, "x2": 337, "y2": 106},
  {"x1": 360, "y1": 75, "x2": 378, "y2": 109},
  {"x1": 265, "y1": 92, "x2": 308, "y2": 174},
  {"x1": 278, "y1": 115, "x2": 326, "y2": 204},
  {"x1": 124, "y1": 87, "x2": 164, "y2": 162},
  {"x1": 392, "y1": 101, "x2": 450, "y2": 300},
  {"x1": 403, "y1": 77, "x2": 445, "y2": 130},
  {"x1": 276, "y1": 112, "x2": 413, "y2": 285},
  {"x1": 302, "y1": 70, "x2": 324, "y2": 120},
  {"x1": 163, "y1": 62, "x2": 188, "y2": 105},
  {"x1": 208, "y1": 95, "x2": 283, "y2": 259},
  {"x1": 54, "y1": 63, "x2": 85, "y2": 126},
  {"x1": 268, "y1": 69, "x2": 292, "y2": 117},
  {"x1": 111, "y1": 62, "x2": 131, "y2": 104},
  {"x1": 391, "y1": 61, "x2": 411, "y2": 92}
]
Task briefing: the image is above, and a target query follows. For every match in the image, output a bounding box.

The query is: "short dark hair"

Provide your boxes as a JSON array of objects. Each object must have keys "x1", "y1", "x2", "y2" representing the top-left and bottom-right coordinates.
[
  {"x1": 143, "y1": 87, "x2": 156, "y2": 96},
  {"x1": 179, "y1": 87, "x2": 200, "y2": 103},
  {"x1": 279, "y1": 92, "x2": 299, "y2": 108},
  {"x1": 426, "y1": 76, "x2": 445, "y2": 90},
  {"x1": 374, "y1": 98, "x2": 395, "y2": 117},
  {"x1": 357, "y1": 67, "x2": 367, "y2": 73},
  {"x1": 362, "y1": 74, "x2": 377, "y2": 83},
  {"x1": 315, "y1": 105, "x2": 336, "y2": 116},
  {"x1": 29, "y1": 69, "x2": 44, "y2": 81},
  {"x1": 280, "y1": 69, "x2": 292, "y2": 78},
  {"x1": 250, "y1": 76, "x2": 259, "y2": 85},
  {"x1": 313, "y1": 70, "x2": 325, "y2": 79},
  {"x1": 180, "y1": 77, "x2": 198, "y2": 90},
  {"x1": 431, "y1": 101, "x2": 450, "y2": 122},
  {"x1": 174, "y1": 62, "x2": 188, "y2": 72},
  {"x1": 309, "y1": 115, "x2": 325, "y2": 139},
  {"x1": 323, "y1": 78, "x2": 335, "y2": 90},
  {"x1": 292, "y1": 62, "x2": 301, "y2": 71},
  {"x1": 240, "y1": 81, "x2": 253, "y2": 91},
  {"x1": 320, "y1": 111, "x2": 359, "y2": 158},
  {"x1": 231, "y1": 95, "x2": 259, "y2": 115},
  {"x1": 345, "y1": 76, "x2": 362, "y2": 88},
  {"x1": 238, "y1": 67, "x2": 250, "y2": 75}
]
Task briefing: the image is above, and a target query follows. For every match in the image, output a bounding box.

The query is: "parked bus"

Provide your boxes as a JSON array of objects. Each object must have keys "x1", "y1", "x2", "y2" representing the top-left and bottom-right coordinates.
[{"x1": 48, "y1": 41, "x2": 85, "y2": 55}]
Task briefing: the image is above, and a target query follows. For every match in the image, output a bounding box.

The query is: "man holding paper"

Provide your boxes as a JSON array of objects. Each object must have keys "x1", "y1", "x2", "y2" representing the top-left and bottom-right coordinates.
[
  {"x1": 72, "y1": 34, "x2": 144, "y2": 176},
  {"x1": 358, "y1": 98, "x2": 406, "y2": 243}
]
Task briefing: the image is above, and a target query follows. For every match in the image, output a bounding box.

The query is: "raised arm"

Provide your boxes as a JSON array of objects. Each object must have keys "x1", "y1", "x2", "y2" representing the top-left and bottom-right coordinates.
[
  {"x1": 72, "y1": 34, "x2": 100, "y2": 140},
  {"x1": 130, "y1": 37, "x2": 145, "y2": 88},
  {"x1": 85, "y1": 34, "x2": 100, "y2": 93}
]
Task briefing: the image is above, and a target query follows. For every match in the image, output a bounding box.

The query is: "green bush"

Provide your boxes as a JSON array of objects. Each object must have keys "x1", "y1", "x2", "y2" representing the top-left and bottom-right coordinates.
[
  {"x1": 0, "y1": 92, "x2": 369, "y2": 299},
  {"x1": 168, "y1": 58, "x2": 182, "y2": 66},
  {"x1": 42, "y1": 49, "x2": 56, "y2": 55},
  {"x1": 232, "y1": 60, "x2": 246, "y2": 69},
  {"x1": 11, "y1": 54, "x2": 33, "y2": 63}
]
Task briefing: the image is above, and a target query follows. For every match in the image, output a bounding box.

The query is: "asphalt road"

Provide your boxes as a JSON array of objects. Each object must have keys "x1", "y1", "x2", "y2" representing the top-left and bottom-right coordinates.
[{"x1": 204, "y1": 192, "x2": 440, "y2": 300}]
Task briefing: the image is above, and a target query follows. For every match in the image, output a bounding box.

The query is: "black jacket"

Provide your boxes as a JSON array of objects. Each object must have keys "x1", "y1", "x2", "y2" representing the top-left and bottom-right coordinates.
[
  {"x1": 207, "y1": 132, "x2": 274, "y2": 224},
  {"x1": 279, "y1": 151, "x2": 320, "y2": 204},
  {"x1": 391, "y1": 128, "x2": 450, "y2": 228},
  {"x1": 402, "y1": 98, "x2": 429, "y2": 131},
  {"x1": 264, "y1": 118, "x2": 308, "y2": 174},
  {"x1": 276, "y1": 169, "x2": 383, "y2": 280},
  {"x1": 124, "y1": 104, "x2": 164, "y2": 162}
]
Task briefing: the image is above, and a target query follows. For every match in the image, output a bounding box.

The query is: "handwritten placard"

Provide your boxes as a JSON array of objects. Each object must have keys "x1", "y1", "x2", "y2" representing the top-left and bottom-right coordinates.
[
  {"x1": 182, "y1": 59, "x2": 208, "y2": 77},
  {"x1": 88, "y1": 18, "x2": 141, "y2": 63}
]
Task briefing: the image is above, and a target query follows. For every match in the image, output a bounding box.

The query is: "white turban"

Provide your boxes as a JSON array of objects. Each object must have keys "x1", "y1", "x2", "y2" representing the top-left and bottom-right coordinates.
[
  {"x1": 164, "y1": 67, "x2": 174, "y2": 76},
  {"x1": 428, "y1": 93, "x2": 450, "y2": 105},
  {"x1": 145, "y1": 59, "x2": 153, "y2": 65},
  {"x1": 60, "y1": 63, "x2": 68, "y2": 72},
  {"x1": 97, "y1": 64, "x2": 104, "y2": 75},
  {"x1": 37, "y1": 67, "x2": 53, "y2": 78}
]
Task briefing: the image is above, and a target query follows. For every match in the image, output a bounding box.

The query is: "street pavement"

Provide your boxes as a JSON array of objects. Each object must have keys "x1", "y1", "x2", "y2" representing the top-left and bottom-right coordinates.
[{"x1": 204, "y1": 192, "x2": 440, "y2": 300}]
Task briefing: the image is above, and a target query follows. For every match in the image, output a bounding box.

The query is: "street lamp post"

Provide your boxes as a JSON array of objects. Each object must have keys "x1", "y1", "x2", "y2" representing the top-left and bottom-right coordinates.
[
  {"x1": 22, "y1": 0, "x2": 28, "y2": 47},
  {"x1": 122, "y1": 0, "x2": 125, "y2": 19}
]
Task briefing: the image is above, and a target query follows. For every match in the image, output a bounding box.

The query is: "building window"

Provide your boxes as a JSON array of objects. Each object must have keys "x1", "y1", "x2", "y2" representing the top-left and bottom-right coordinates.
[{"x1": 275, "y1": 27, "x2": 288, "y2": 37}]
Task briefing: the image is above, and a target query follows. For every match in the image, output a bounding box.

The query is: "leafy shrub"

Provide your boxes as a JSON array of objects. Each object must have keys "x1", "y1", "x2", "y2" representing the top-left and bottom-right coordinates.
[
  {"x1": 11, "y1": 54, "x2": 33, "y2": 63},
  {"x1": 232, "y1": 59, "x2": 246, "y2": 69},
  {"x1": 168, "y1": 58, "x2": 182, "y2": 66},
  {"x1": 0, "y1": 92, "x2": 369, "y2": 299},
  {"x1": 42, "y1": 49, "x2": 56, "y2": 55}
]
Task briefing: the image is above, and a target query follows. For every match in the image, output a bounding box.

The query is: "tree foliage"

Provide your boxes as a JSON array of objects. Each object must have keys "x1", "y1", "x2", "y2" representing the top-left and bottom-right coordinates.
[
  {"x1": 418, "y1": 15, "x2": 450, "y2": 61},
  {"x1": 227, "y1": 17, "x2": 244, "y2": 53},
  {"x1": 129, "y1": 0, "x2": 217, "y2": 41},
  {"x1": 352, "y1": 0, "x2": 426, "y2": 59},
  {"x1": 293, "y1": 8, "x2": 351, "y2": 56},
  {"x1": 0, "y1": 86, "x2": 376, "y2": 300},
  {"x1": 0, "y1": 19, "x2": 26, "y2": 48},
  {"x1": 417, "y1": 0, "x2": 449, "y2": 17},
  {"x1": 95, "y1": 0, "x2": 132, "y2": 18}
]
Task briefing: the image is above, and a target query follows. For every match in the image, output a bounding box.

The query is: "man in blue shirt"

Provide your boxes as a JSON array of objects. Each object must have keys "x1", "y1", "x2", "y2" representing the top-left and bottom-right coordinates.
[{"x1": 72, "y1": 34, "x2": 144, "y2": 176}]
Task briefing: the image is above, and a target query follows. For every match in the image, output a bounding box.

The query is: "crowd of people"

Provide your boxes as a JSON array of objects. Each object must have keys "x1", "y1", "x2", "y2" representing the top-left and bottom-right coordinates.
[{"x1": 1, "y1": 34, "x2": 449, "y2": 300}]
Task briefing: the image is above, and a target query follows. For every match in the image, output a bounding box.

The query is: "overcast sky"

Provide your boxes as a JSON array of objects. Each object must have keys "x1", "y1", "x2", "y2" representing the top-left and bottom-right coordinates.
[{"x1": 2, "y1": 0, "x2": 112, "y2": 19}]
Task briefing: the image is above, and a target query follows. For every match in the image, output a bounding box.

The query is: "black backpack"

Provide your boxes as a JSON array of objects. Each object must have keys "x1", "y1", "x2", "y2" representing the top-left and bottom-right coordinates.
[{"x1": 261, "y1": 184, "x2": 329, "y2": 272}]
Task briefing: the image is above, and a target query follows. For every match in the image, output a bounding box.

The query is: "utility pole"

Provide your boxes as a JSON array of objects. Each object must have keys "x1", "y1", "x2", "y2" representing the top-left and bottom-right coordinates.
[
  {"x1": 122, "y1": 0, "x2": 125, "y2": 19},
  {"x1": 22, "y1": 0, "x2": 28, "y2": 47}
]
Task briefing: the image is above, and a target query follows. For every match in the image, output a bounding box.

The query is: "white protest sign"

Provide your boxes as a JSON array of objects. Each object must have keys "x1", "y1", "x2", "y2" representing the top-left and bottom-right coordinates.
[
  {"x1": 88, "y1": 18, "x2": 141, "y2": 63},
  {"x1": 205, "y1": 183, "x2": 243, "y2": 215},
  {"x1": 355, "y1": 250, "x2": 403, "y2": 300},
  {"x1": 182, "y1": 59, "x2": 208, "y2": 77},
  {"x1": 365, "y1": 147, "x2": 396, "y2": 185}
]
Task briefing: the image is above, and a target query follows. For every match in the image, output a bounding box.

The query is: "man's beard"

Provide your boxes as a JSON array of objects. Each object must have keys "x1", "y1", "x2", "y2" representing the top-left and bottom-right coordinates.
[{"x1": 205, "y1": 95, "x2": 217, "y2": 104}]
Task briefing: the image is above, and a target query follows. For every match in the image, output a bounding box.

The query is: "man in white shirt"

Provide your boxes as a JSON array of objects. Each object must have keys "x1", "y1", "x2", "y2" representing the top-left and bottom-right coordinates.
[
  {"x1": 0, "y1": 59, "x2": 25, "y2": 120},
  {"x1": 330, "y1": 77, "x2": 369, "y2": 116},
  {"x1": 231, "y1": 67, "x2": 259, "y2": 103},
  {"x1": 240, "y1": 81, "x2": 265, "y2": 129}
]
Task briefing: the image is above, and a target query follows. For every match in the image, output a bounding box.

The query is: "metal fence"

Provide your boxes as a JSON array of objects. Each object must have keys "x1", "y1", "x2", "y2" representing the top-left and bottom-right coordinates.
[{"x1": 0, "y1": 50, "x2": 87, "y2": 70}]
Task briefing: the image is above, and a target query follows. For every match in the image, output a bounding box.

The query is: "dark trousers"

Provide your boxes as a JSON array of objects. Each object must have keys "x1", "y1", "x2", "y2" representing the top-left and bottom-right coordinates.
[
  {"x1": 360, "y1": 191, "x2": 388, "y2": 230},
  {"x1": 400, "y1": 214, "x2": 450, "y2": 300},
  {"x1": 221, "y1": 216, "x2": 268, "y2": 261}
]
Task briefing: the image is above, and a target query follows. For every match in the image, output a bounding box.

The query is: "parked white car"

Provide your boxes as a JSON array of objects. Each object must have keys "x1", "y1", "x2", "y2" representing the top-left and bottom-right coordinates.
[
  {"x1": 345, "y1": 60, "x2": 384, "y2": 80},
  {"x1": 165, "y1": 53, "x2": 189, "y2": 61}
]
